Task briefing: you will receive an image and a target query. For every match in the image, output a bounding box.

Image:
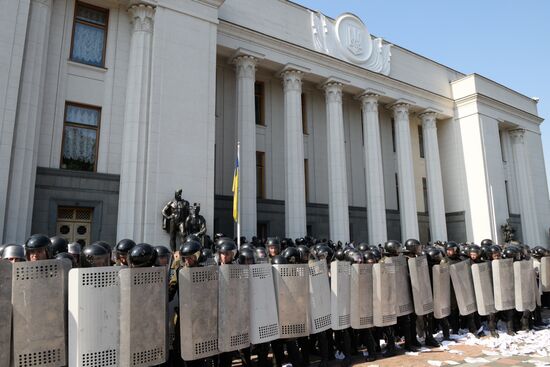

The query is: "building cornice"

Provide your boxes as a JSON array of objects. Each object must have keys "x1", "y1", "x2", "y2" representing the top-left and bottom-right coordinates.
[{"x1": 217, "y1": 20, "x2": 455, "y2": 117}]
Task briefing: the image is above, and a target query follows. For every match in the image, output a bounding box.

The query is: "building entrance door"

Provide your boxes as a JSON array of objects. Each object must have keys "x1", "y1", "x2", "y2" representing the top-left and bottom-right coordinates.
[{"x1": 56, "y1": 206, "x2": 93, "y2": 247}]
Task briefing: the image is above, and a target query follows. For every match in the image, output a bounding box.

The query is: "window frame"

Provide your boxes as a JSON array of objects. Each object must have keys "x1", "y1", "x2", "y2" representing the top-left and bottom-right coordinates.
[
  {"x1": 418, "y1": 125, "x2": 425, "y2": 158},
  {"x1": 301, "y1": 92, "x2": 308, "y2": 134},
  {"x1": 60, "y1": 101, "x2": 102, "y2": 172},
  {"x1": 254, "y1": 82, "x2": 265, "y2": 126},
  {"x1": 422, "y1": 177, "x2": 429, "y2": 213},
  {"x1": 304, "y1": 158, "x2": 309, "y2": 203},
  {"x1": 256, "y1": 151, "x2": 266, "y2": 199},
  {"x1": 70, "y1": 1, "x2": 109, "y2": 68}
]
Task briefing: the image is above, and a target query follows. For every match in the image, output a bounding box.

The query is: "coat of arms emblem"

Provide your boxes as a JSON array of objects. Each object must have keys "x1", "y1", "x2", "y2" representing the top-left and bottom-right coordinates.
[{"x1": 346, "y1": 24, "x2": 363, "y2": 55}]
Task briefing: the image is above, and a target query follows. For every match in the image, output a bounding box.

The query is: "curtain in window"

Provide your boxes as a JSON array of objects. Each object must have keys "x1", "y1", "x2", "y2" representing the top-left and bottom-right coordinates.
[
  {"x1": 72, "y1": 23, "x2": 105, "y2": 66},
  {"x1": 63, "y1": 126, "x2": 96, "y2": 163}
]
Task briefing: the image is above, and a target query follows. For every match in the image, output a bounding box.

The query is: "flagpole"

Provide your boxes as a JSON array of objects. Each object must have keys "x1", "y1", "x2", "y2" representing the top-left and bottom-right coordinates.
[{"x1": 237, "y1": 141, "x2": 241, "y2": 250}]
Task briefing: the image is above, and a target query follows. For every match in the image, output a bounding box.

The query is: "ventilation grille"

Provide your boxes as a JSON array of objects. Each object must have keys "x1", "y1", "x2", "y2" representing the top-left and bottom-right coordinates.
[
  {"x1": 132, "y1": 347, "x2": 163, "y2": 366},
  {"x1": 338, "y1": 314, "x2": 350, "y2": 327},
  {"x1": 337, "y1": 263, "x2": 351, "y2": 275},
  {"x1": 133, "y1": 271, "x2": 163, "y2": 285},
  {"x1": 382, "y1": 314, "x2": 396, "y2": 323},
  {"x1": 281, "y1": 323, "x2": 306, "y2": 335},
  {"x1": 501, "y1": 300, "x2": 514, "y2": 310},
  {"x1": 399, "y1": 303, "x2": 413, "y2": 313},
  {"x1": 358, "y1": 266, "x2": 370, "y2": 275},
  {"x1": 82, "y1": 270, "x2": 119, "y2": 288},
  {"x1": 423, "y1": 302, "x2": 434, "y2": 312},
  {"x1": 82, "y1": 349, "x2": 117, "y2": 367},
  {"x1": 279, "y1": 266, "x2": 307, "y2": 277},
  {"x1": 229, "y1": 267, "x2": 249, "y2": 280},
  {"x1": 252, "y1": 267, "x2": 271, "y2": 279},
  {"x1": 359, "y1": 316, "x2": 373, "y2": 326},
  {"x1": 191, "y1": 269, "x2": 218, "y2": 283},
  {"x1": 258, "y1": 323, "x2": 278, "y2": 339},
  {"x1": 440, "y1": 307, "x2": 450, "y2": 316},
  {"x1": 314, "y1": 314, "x2": 331, "y2": 330},
  {"x1": 16, "y1": 264, "x2": 59, "y2": 281},
  {"x1": 309, "y1": 263, "x2": 325, "y2": 277},
  {"x1": 194, "y1": 339, "x2": 218, "y2": 356},
  {"x1": 17, "y1": 349, "x2": 62, "y2": 367},
  {"x1": 466, "y1": 303, "x2": 476, "y2": 313},
  {"x1": 230, "y1": 333, "x2": 249, "y2": 347}
]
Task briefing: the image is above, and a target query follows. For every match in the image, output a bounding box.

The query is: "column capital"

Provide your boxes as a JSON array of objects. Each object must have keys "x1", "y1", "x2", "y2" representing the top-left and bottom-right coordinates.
[
  {"x1": 358, "y1": 93, "x2": 379, "y2": 112},
  {"x1": 390, "y1": 102, "x2": 410, "y2": 121},
  {"x1": 128, "y1": 3, "x2": 155, "y2": 33},
  {"x1": 233, "y1": 55, "x2": 258, "y2": 79},
  {"x1": 322, "y1": 82, "x2": 343, "y2": 103},
  {"x1": 509, "y1": 128, "x2": 525, "y2": 143},
  {"x1": 281, "y1": 69, "x2": 303, "y2": 93},
  {"x1": 420, "y1": 111, "x2": 437, "y2": 130}
]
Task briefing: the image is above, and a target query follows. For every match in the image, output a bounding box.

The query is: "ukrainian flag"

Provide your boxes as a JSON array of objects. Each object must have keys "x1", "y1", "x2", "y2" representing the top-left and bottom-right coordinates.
[{"x1": 232, "y1": 157, "x2": 239, "y2": 222}]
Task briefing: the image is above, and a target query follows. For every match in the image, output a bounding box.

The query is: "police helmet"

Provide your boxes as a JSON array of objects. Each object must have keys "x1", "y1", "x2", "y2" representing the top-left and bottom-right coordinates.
[
  {"x1": 271, "y1": 255, "x2": 288, "y2": 265},
  {"x1": 2, "y1": 245, "x2": 25, "y2": 262},
  {"x1": 281, "y1": 246, "x2": 301, "y2": 264},
  {"x1": 128, "y1": 243, "x2": 157, "y2": 268},
  {"x1": 384, "y1": 240, "x2": 402, "y2": 256},
  {"x1": 238, "y1": 248, "x2": 256, "y2": 265},
  {"x1": 49, "y1": 236, "x2": 69, "y2": 257},
  {"x1": 81, "y1": 244, "x2": 110, "y2": 267}
]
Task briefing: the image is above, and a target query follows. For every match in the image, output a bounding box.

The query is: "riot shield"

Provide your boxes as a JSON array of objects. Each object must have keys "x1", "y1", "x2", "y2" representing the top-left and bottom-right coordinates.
[
  {"x1": 331, "y1": 261, "x2": 351, "y2": 330},
  {"x1": 219, "y1": 264, "x2": 250, "y2": 352},
  {"x1": 308, "y1": 260, "x2": 331, "y2": 334},
  {"x1": 386, "y1": 256, "x2": 413, "y2": 316},
  {"x1": 68, "y1": 267, "x2": 121, "y2": 367},
  {"x1": 449, "y1": 260, "x2": 477, "y2": 316},
  {"x1": 373, "y1": 262, "x2": 397, "y2": 327},
  {"x1": 120, "y1": 267, "x2": 167, "y2": 366},
  {"x1": 432, "y1": 263, "x2": 451, "y2": 319},
  {"x1": 273, "y1": 264, "x2": 309, "y2": 338},
  {"x1": 514, "y1": 260, "x2": 536, "y2": 312},
  {"x1": 492, "y1": 258, "x2": 515, "y2": 311},
  {"x1": 351, "y1": 263, "x2": 373, "y2": 329},
  {"x1": 471, "y1": 262, "x2": 496, "y2": 316},
  {"x1": 12, "y1": 260, "x2": 70, "y2": 367},
  {"x1": 534, "y1": 270, "x2": 541, "y2": 307},
  {"x1": 249, "y1": 263, "x2": 280, "y2": 344},
  {"x1": 408, "y1": 256, "x2": 433, "y2": 316},
  {"x1": 179, "y1": 265, "x2": 218, "y2": 360},
  {"x1": 0, "y1": 262, "x2": 12, "y2": 367},
  {"x1": 541, "y1": 257, "x2": 550, "y2": 292}
]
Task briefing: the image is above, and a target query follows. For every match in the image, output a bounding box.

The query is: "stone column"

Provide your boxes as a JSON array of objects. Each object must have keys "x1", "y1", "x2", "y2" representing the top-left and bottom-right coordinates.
[
  {"x1": 3, "y1": 0, "x2": 52, "y2": 243},
  {"x1": 391, "y1": 102, "x2": 419, "y2": 240},
  {"x1": 234, "y1": 55, "x2": 258, "y2": 240},
  {"x1": 420, "y1": 110, "x2": 447, "y2": 241},
  {"x1": 281, "y1": 69, "x2": 306, "y2": 239},
  {"x1": 358, "y1": 93, "x2": 387, "y2": 245},
  {"x1": 323, "y1": 81, "x2": 350, "y2": 242},
  {"x1": 509, "y1": 129, "x2": 541, "y2": 245},
  {"x1": 117, "y1": 4, "x2": 155, "y2": 241}
]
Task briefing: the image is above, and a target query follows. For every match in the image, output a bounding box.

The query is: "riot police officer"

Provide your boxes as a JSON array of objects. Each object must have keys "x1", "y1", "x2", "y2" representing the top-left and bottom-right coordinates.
[
  {"x1": 127, "y1": 243, "x2": 157, "y2": 268},
  {"x1": 49, "y1": 236, "x2": 69, "y2": 257},
  {"x1": 2, "y1": 244, "x2": 25, "y2": 263},
  {"x1": 425, "y1": 247, "x2": 452, "y2": 341},
  {"x1": 81, "y1": 242, "x2": 111, "y2": 267},
  {"x1": 115, "y1": 239, "x2": 136, "y2": 266},
  {"x1": 154, "y1": 246, "x2": 172, "y2": 267},
  {"x1": 68, "y1": 242, "x2": 82, "y2": 267},
  {"x1": 266, "y1": 237, "x2": 281, "y2": 258},
  {"x1": 445, "y1": 241, "x2": 461, "y2": 333},
  {"x1": 25, "y1": 234, "x2": 51, "y2": 261}
]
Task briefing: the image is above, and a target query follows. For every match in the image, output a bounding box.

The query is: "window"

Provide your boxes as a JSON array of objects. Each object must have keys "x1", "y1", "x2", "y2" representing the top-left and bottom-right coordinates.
[
  {"x1": 422, "y1": 177, "x2": 429, "y2": 213},
  {"x1": 257, "y1": 222, "x2": 268, "y2": 240},
  {"x1": 301, "y1": 93, "x2": 308, "y2": 134},
  {"x1": 255, "y1": 82, "x2": 265, "y2": 126},
  {"x1": 391, "y1": 118, "x2": 396, "y2": 152},
  {"x1": 418, "y1": 125, "x2": 425, "y2": 158},
  {"x1": 395, "y1": 173, "x2": 400, "y2": 211},
  {"x1": 61, "y1": 102, "x2": 101, "y2": 172},
  {"x1": 56, "y1": 206, "x2": 93, "y2": 247},
  {"x1": 505, "y1": 180, "x2": 511, "y2": 215},
  {"x1": 256, "y1": 151, "x2": 265, "y2": 199},
  {"x1": 71, "y1": 2, "x2": 109, "y2": 67},
  {"x1": 304, "y1": 159, "x2": 309, "y2": 202},
  {"x1": 360, "y1": 112, "x2": 364, "y2": 146}
]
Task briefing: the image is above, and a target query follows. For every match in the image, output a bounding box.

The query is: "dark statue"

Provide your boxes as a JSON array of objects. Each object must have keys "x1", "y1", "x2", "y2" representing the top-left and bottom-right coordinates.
[
  {"x1": 501, "y1": 218, "x2": 516, "y2": 243},
  {"x1": 185, "y1": 203, "x2": 207, "y2": 239},
  {"x1": 162, "y1": 189, "x2": 190, "y2": 251}
]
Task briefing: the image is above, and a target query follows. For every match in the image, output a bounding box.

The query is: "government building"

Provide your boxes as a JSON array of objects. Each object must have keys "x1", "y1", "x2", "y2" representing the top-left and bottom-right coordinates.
[{"x1": 1, "y1": 0, "x2": 549, "y2": 247}]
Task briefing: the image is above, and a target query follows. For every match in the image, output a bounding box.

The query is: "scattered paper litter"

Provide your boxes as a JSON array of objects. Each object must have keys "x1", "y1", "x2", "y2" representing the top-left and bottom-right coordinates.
[
  {"x1": 448, "y1": 349, "x2": 463, "y2": 355},
  {"x1": 427, "y1": 361, "x2": 443, "y2": 366},
  {"x1": 444, "y1": 361, "x2": 459, "y2": 366},
  {"x1": 419, "y1": 347, "x2": 432, "y2": 352},
  {"x1": 464, "y1": 357, "x2": 490, "y2": 363},
  {"x1": 405, "y1": 351, "x2": 419, "y2": 356},
  {"x1": 482, "y1": 350, "x2": 500, "y2": 356}
]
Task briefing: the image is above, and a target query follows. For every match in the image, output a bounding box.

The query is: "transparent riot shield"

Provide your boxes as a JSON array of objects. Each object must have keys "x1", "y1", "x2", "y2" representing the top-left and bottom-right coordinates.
[
  {"x1": 514, "y1": 260, "x2": 536, "y2": 312},
  {"x1": 471, "y1": 262, "x2": 496, "y2": 316},
  {"x1": 432, "y1": 263, "x2": 451, "y2": 319},
  {"x1": 408, "y1": 256, "x2": 433, "y2": 316},
  {"x1": 331, "y1": 261, "x2": 351, "y2": 330},
  {"x1": 0, "y1": 261, "x2": 12, "y2": 367},
  {"x1": 449, "y1": 260, "x2": 477, "y2": 316},
  {"x1": 492, "y1": 258, "x2": 515, "y2": 311},
  {"x1": 273, "y1": 264, "x2": 309, "y2": 338},
  {"x1": 308, "y1": 260, "x2": 331, "y2": 334},
  {"x1": 386, "y1": 256, "x2": 413, "y2": 316},
  {"x1": 219, "y1": 264, "x2": 250, "y2": 352},
  {"x1": 373, "y1": 262, "x2": 397, "y2": 327},
  {"x1": 351, "y1": 263, "x2": 373, "y2": 329},
  {"x1": 249, "y1": 263, "x2": 280, "y2": 344}
]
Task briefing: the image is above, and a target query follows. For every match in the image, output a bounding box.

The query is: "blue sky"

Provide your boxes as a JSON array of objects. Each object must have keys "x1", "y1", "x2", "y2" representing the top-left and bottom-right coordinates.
[{"x1": 294, "y1": 0, "x2": 550, "y2": 191}]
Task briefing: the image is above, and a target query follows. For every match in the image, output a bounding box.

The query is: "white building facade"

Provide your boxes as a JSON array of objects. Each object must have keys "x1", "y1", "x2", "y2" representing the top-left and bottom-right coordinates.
[{"x1": 1, "y1": 0, "x2": 549, "y2": 247}]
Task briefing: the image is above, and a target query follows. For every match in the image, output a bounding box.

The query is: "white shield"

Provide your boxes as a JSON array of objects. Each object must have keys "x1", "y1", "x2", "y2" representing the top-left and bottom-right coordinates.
[
  {"x1": 0, "y1": 262, "x2": 12, "y2": 367},
  {"x1": 449, "y1": 260, "x2": 477, "y2": 316},
  {"x1": 179, "y1": 266, "x2": 219, "y2": 359},
  {"x1": 432, "y1": 263, "x2": 451, "y2": 319},
  {"x1": 386, "y1": 256, "x2": 413, "y2": 316},
  {"x1": 68, "y1": 267, "x2": 121, "y2": 367},
  {"x1": 12, "y1": 260, "x2": 70, "y2": 367},
  {"x1": 273, "y1": 264, "x2": 309, "y2": 338},
  {"x1": 218, "y1": 264, "x2": 250, "y2": 352},
  {"x1": 471, "y1": 262, "x2": 496, "y2": 316},
  {"x1": 249, "y1": 263, "x2": 280, "y2": 344},
  {"x1": 514, "y1": 260, "x2": 536, "y2": 312},
  {"x1": 408, "y1": 256, "x2": 433, "y2": 316},
  {"x1": 308, "y1": 260, "x2": 331, "y2": 334},
  {"x1": 492, "y1": 258, "x2": 515, "y2": 311},
  {"x1": 331, "y1": 261, "x2": 351, "y2": 330},
  {"x1": 351, "y1": 263, "x2": 373, "y2": 329},
  {"x1": 373, "y1": 262, "x2": 397, "y2": 327},
  {"x1": 541, "y1": 257, "x2": 550, "y2": 292},
  {"x1": 120, "y1": 267, "x2": 167, "y2": 366}
]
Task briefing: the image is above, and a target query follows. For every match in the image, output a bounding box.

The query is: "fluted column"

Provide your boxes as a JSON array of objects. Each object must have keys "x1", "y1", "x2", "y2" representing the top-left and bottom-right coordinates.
[
  {"x1": 117, "y1": 4, "x2": 155, "y2": 241},
  {"x1": 359, "y1": 93, "x2": 387, "y2": 245},
  {"x1": 323, "y1": 81, "x2": 350, "y2": 242},
  {"x1": 3, "y1": 0, "x2": 52, "y2": 243},
  {"x1": 391, "y1": 102, "x2": 419, "y2": 240},
  {"x1": 420, "y1": 111, "x2": 447, "y2": 241},
  {"x1": 234, "y1": 55, "x2": 258, "y2": 240},
  {"x1": 509, "y1": 129, "x2": 541, "y2": 244},
  {"x1": 282, "y1": 69, "x2": 306, "y2": 238}
]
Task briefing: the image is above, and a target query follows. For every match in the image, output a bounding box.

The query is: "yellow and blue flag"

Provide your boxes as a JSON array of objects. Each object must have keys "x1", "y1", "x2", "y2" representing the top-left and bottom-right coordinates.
[{"x1": 232, "y1": 157, "x2": 239, "y2": 222}]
